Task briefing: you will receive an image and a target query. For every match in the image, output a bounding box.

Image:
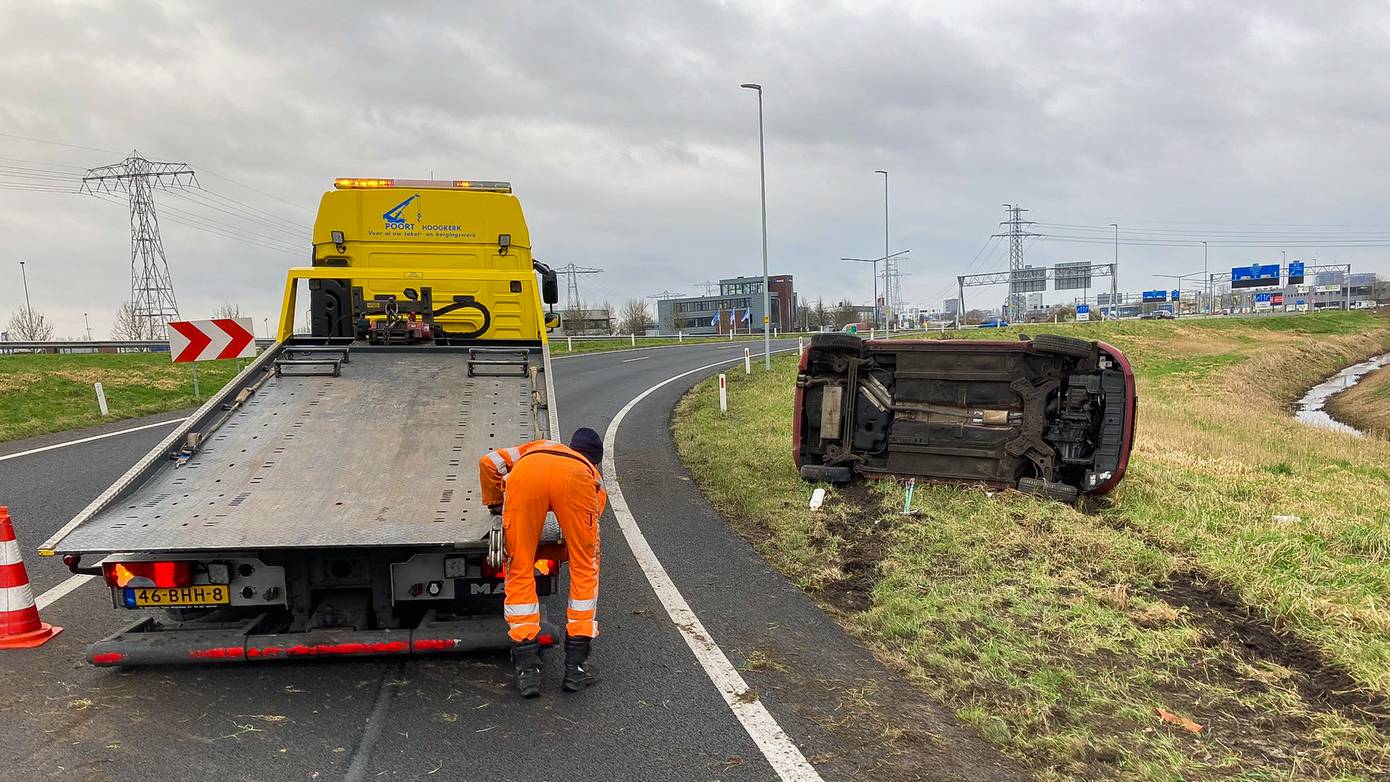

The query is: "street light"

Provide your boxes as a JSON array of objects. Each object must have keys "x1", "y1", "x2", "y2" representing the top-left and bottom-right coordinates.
[
  {"x1": 1202, "y1": 241, "x2": 1209, "y2": 315},
  {"x1": 740, "y1": 82, "x2": 771, "y2": 369},
  {"x1": 18, "y1": 260, "x2": 31, "y2": 314},
  {"x1": 875, "y1": 170, "x2": 888, "y2": 329},
  {"x1": 1109, "y1": 225, "x2": 1119, "y2": 319},
  {"x1": 843, "y1": 251, "x2": 909, "y2": 329},
  {"x1": 84, "y1": 312, "x2": 92, "y2": 341}
]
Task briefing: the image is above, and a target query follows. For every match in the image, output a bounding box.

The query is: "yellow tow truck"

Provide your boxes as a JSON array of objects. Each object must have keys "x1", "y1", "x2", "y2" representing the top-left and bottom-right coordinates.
[{"x1": 41, "y1": 178, "x2": 568, "y2": 665}]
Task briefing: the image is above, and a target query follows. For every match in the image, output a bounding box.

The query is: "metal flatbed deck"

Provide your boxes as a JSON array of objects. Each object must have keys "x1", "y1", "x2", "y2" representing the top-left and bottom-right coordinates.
[{"x1": 46, "y1": 345, "x2": 550, "y2": 554}]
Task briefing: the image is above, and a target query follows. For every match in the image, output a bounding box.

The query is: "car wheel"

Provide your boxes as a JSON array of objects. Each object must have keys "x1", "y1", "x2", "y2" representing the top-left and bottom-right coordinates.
[
  {"x1": 1031, "y1": 334, "x2": 1094, "y2": 359},
  {"x1": 799, "y1": 464, "x2": 854, "y2": 483},
  {"x1": 1018, "y1": 477, "x2": 1079, "y2": 503},
  {"x1": 810, "y1": 333, "x2": 865, "y2": 354}
]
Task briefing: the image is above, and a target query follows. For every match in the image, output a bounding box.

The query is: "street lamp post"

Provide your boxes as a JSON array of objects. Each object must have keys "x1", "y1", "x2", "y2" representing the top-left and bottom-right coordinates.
[
  {"x1": 1202, "y1": 241, "x2": 1209, "y2": 315},
  {"x1": 740, "y1": 82, "x2": 771, "y2": 369},
  {"x1": 875, "y1": 170, "x2": 888, "y2": 330},
  {"x1": 18, "y1": 260, "x2": 31, "y2": 313},
  {"x1": 842, "y1": 251, "x2": 908, "y2": 330},
  {"x1": 84, "y1": 312, "x2": 92, "y2": 341},
  {"x1": 1109, "y1": 224, "x2": 1119, "y2": 317}
]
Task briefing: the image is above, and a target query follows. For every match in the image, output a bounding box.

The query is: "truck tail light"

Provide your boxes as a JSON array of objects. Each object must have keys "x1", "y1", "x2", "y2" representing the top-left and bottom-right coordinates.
[{"x1": 103, "y1": 561, "x2": 193, "y2": 588}]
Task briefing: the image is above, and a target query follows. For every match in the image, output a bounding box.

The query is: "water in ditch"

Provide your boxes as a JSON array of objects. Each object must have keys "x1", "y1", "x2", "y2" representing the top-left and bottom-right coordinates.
[{"x1": 1293, "y1": 352, "x2": 1390, "y2": 436}]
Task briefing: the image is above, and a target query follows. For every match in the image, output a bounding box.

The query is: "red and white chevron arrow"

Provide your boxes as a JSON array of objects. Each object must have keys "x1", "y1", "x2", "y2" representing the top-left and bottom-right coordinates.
[{"x1": 168, "y1": 318, "x2": 257, "y2": 363}]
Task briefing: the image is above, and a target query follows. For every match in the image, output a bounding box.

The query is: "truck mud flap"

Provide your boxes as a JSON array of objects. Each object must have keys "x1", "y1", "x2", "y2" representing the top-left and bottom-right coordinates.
[{"x1": 88, "y1": 612, "x2": 556, "y2": 667}]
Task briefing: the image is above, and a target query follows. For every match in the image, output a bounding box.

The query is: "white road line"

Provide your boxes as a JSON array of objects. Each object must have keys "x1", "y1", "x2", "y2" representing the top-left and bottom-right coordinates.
[
  {"x1": 619, "y1": 356, "x2": 650, "y2": 363},
  {"x1": 0, "y1": 418, "x2": 187, "y2": 463},
  {"x1": 603, "y1": 349, "x2": 822, "y2": 782},
  {"x1": 36, "y1": 573, "x2": 95, "y2": 609}
]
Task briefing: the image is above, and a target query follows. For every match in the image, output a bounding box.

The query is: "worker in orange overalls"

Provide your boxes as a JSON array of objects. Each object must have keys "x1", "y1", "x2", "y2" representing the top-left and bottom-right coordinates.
[{"x1": 479, "y1": 428, "x2": 606, "y2": 697}]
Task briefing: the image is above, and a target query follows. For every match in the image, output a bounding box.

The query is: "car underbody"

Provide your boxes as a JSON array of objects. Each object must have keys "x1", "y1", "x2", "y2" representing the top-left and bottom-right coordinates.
[{"x1": 793, "y1": 333, "x2": 1137, "y2": 502}]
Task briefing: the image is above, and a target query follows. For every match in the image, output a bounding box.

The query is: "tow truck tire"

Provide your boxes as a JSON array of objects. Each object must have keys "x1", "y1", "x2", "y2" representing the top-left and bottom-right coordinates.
[
  {"x1": 810, "y1": 333, "x2": 864, "y2": 355},
  {"x1": 1031, "y1": 334, "x2": 1094, "y2": 359},
  {"x1": 1018, "y1": 477, "x2": 1079, "y2": 503},
  {"x1": 800, "y1": 464, "x2": 854, "y2": 483}
]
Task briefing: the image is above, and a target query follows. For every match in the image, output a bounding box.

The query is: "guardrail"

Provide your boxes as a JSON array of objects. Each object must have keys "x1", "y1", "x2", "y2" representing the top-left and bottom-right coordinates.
[
  {"x1": 1, "y1": 329, "x2": 962, "y2": 356},
  {"x1": 0, "y1": 338, "x2": 278, "y2": 355}
]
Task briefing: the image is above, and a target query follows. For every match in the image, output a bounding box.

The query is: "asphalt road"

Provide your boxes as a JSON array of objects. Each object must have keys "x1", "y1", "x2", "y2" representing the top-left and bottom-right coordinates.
[{"x1": 0, "y1": 339, "x2": 1020, "y2": 782}]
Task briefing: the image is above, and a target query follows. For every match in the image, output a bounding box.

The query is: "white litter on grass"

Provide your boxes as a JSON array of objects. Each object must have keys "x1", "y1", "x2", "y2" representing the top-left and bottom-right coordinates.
[
  {"x1": 808, "y1": 488, "x2": 826, "y2": 510},
  {"x1": 1271, "y1": 514, "x2": 1301, "y2": 524}
]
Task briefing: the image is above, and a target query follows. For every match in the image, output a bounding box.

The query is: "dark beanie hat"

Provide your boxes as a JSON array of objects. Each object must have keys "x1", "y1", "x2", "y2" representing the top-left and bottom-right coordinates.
[{"x1": 569, "y1": 427, "x2": 604, "y2": 467}]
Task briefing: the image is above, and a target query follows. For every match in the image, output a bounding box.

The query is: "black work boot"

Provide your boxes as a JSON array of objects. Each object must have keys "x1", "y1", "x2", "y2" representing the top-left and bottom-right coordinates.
[
  {"x1": 511, "y1": 640, "x2": 543, "y2": 698},
  {"x1": 562, "y1": 636, "x2": 596, "y2": 692}
]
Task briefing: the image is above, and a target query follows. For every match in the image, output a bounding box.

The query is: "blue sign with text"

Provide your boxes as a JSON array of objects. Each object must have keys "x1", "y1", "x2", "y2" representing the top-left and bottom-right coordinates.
[{"x1": 1231, "y1": 263, "x2": 1281, "y2": 289}]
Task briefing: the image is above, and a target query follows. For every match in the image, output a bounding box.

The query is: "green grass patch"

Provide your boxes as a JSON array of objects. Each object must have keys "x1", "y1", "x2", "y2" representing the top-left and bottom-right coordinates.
[
  {"x1": 0, "y1": 352, "x2": 247, "y2": 442},
  {"x1": 674, "y1": 311, "x2": 1390, "y2": 780}
]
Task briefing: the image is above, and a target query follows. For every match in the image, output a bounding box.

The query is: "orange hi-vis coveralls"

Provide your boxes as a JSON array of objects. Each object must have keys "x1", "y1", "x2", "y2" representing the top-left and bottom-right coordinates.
[{"x1": 479, "y1": 440, "x2": 607, "y2": 643}]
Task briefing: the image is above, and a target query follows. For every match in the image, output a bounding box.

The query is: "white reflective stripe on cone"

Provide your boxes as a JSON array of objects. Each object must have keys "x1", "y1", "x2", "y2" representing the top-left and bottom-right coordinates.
[
  {"x1": 568, "y1": 598, "x2": 597, "y2": 612},
  {"x1": 504, "y1": 602, "x2": 539, "y2": 616},
  {"x1": 0, "y1": 539, "x2": 21, "y2": 565},
  {"x1": 1, "y1": 583, "x2": 38, "y2": 610},
  {"x1": 486, "y1": 451, "x2": 508, "y2": 474}
]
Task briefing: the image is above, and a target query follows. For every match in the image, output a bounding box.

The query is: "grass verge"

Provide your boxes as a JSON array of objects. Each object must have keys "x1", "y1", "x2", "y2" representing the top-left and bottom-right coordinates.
[
  {"x1": 0, "y1": 352, "x2": 246, "y2": 442},
  {"x1": 673, "y1": 311, "x2": 1390, "y2": 781},
  {"x1": 1325, "y1": 362, "x2": 1390, "y2": 439}
]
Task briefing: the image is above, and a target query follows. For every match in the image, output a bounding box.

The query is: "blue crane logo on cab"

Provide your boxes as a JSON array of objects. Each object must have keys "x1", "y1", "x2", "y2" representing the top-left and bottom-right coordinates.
[
  {"x1": 384, "y1": 194, "x2": 422, "y2": 228},
  {"x1": 371, "y1": 193, "x2": 473, "y2": 239}
]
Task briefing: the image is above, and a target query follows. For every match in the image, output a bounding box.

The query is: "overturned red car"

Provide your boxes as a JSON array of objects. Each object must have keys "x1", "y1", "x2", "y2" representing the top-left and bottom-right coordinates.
[{"x1": 793, "y1": 333, "x2": 1137, "y2": 502}]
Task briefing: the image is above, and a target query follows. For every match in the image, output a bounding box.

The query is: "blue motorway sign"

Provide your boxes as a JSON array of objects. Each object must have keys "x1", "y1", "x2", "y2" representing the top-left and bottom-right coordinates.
[
  {"x1": 1288, "y1": 260, "x2": 1305, "y2": 284},
  {"x1": 1231, "y1": 263, "x2": 1281, "y2": 289},
  {"x1": 1171, "y1": 290, "x2": 1180, "y2": 301},
  {"x1": 1142, "y1": 290, "x2": 1168, "y2": 303}
]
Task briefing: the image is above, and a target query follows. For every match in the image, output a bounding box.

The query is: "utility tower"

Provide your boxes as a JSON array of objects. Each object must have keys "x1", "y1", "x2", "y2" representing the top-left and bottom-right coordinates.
[
  {"x1": 992, "y1": 204, "x2": 1038, "y2": 321},
  {"x1": 695, "y1": 281, "x2": 718, "y2": 296},
  {"x1": 555, "y1": 262, "x2": 602, "y2": 305},
  {"x1": 82, "y1": 151, "x2": 196, "y2": 338}
]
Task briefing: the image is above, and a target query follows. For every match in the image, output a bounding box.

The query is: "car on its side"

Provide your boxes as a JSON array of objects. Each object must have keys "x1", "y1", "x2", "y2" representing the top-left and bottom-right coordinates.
[{"x1": 793, "y1": 332, "x2": 1138, "y2": 502}]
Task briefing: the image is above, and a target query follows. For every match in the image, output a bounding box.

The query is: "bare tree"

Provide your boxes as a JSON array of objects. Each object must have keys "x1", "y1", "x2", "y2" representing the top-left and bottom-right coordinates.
[
  {"x1": 212, "y1": 302, "x2": 243, "y2": 319},
  {"x1": 598, "y1": 301, "x2": 615, "y2": 335},
  {"x1": 619, "y1": 298, "x2": 652, "y2": 335},
  {"x1": 112, "y1": 300, "x2": 159, "y2": 340},
  {"x1": 813, "y1": 297, "x2": 829, "y2": 330},
  {"x1": 561, "y1": 297, "x2": 590, "y2": 336},
  {"x1": 831, "y1": 300, "x2": 858, "y2": 328},
  {"x1": 5, "y1": 308, "x2": 55, "y2": 341}
]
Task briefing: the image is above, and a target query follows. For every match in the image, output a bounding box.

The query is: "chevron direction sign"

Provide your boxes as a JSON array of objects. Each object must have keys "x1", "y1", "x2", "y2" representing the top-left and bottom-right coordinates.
[{"x1": 168, "y1": 318, "x2": 257, "y2": 363}]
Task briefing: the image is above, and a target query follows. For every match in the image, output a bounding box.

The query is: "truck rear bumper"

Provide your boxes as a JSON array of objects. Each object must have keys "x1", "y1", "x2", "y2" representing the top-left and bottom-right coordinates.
[{"x1": 89, "y1": 611, "x2": 555, "y2": 667}]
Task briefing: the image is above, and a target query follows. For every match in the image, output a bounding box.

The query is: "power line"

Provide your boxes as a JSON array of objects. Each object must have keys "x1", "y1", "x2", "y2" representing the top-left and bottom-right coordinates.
[{"x1": 0, "y1": 131, "x2": 117, "y2": 154}]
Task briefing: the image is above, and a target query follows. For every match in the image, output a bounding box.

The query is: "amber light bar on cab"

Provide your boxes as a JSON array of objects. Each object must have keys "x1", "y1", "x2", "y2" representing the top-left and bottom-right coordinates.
[{"x1": 333, "y1": 178, "x2": 512, "y2": 192}]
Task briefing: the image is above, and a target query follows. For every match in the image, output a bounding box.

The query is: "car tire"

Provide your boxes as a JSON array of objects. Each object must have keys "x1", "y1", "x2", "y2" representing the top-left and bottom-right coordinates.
[
  {"x1": 810, "y1": 333, "x2": 864, "y2": 354},
  {"x1": 1018, "y1": 477, "x2": 1079, "y2": 503},
  {"x1": 1031, "y1": 334, "x2": 1094, "y2": 359},
  {"x1": 800, "y1": 464, "x2": 854, "y2": 483}
]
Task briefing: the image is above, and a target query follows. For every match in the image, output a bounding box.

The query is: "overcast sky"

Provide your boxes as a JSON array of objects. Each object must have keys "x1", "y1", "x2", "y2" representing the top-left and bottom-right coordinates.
[{"x1": 3, "y1": 0, "x2": 1389, "y2": 337}]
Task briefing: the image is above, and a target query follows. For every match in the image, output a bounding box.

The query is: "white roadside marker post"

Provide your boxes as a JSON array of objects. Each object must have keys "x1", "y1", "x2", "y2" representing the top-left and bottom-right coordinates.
[
  {"x1": 678, "y1": 331, "x2": 683, "y2": 343},
  {"x1": 798, "y1": 336, "x2": 804, "y2": 356},
  {"x1": 631, "y1": 334, "x2": 636, "y2": 347},
  {"x1": 718, "y1": 373, "x2": 728, "y2": 414},
  {"x1": 94, "y1": 382, "x2": 109, "y2": 416},
  {"x1": 567, "y1": 336, "x2": 573, "y2": 352},
  {"x1": 744, "y1": 348, "x2": 751, "y2": 375},
  {"x1": 870, "y1": 328, "x2": 875, "y2": 340}
]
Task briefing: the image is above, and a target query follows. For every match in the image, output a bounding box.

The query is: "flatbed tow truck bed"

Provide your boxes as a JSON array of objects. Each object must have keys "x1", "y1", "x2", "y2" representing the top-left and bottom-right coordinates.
[{"x1": 40, "y1": 337, "x2": 564, "y2": 666}]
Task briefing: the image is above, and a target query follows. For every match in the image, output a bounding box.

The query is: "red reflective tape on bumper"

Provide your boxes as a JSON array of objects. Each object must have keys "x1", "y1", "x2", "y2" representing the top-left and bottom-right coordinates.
[
  {"x1": 91, "y1": 652, "x2": 125, "y2": 665},
  {"x1": 188, "y1": 646, "x2": 245, "y2": 660},
  {"x1": 247, "y1": 646, "x2": 285, "y2": 659},
  {"x1": 282, "y1": 641, "x2": 409, "y2": 657},
  {"x1": 413, "y1": 639, "x2": 459, "y2": 652}
]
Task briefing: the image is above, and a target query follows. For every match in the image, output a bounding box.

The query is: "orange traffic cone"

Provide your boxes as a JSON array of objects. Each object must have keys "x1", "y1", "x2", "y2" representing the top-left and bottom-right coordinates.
[{"x1": 0, "y1": 506, "x2": 62, "y2": 649}]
